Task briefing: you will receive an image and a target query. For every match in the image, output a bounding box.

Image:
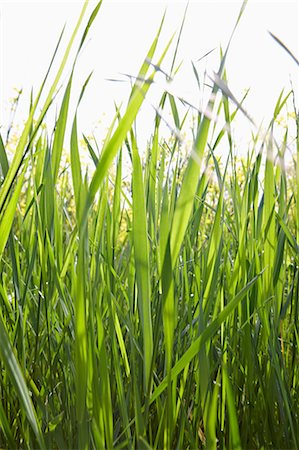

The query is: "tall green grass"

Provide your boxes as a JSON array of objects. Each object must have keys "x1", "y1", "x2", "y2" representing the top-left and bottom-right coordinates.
[{"x1": 0, "y1": 1, "x2": 298, "y2": 448}]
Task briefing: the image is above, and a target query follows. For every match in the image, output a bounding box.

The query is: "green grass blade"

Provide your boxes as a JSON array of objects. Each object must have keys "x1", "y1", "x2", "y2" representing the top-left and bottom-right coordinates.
[
  {"x1": 0, "y1": 314, "x2": 46, "y2": 449},
  {"x1": 52, "y1": 75, "x2": 73, "y2": 183},
  {"x1": 150, "y1": 272, "x2": 262, "y2": 403},
  {"x1": 0, "y1": 169, "x2": 25, "y2": 259},
  {"x1": 0, "y1": 2, "x2": 89, "y2": 216},
  {"x1": 222, "y1": 365, "x2": 241, "y2": 450},
  {"x1": 131, "y1": 132, "x2": 153, "y2": 392},
  {"x1": 0, "y1": 133, "x2": 9, "y2": 176},
  {"x1": 88, "y1": 32, "x2": 173, "y2": 207}
]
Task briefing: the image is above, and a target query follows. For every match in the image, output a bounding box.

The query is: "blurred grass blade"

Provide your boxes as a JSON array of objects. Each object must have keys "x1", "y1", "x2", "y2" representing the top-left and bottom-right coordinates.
[
  {"x1": 211, "y1": 72, "x2": 255, "y2": 125},
  {"x1": 88, "y1": 30, "x2": 173, "y2": 206},
  {"x1": 268, "y1": 31, "x2": 299, "y2": 66}
]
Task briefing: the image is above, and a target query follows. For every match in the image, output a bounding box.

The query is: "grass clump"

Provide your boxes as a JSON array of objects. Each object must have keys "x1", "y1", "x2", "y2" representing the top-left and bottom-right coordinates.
[{"x1": 0, "y1": 1, "x2": 299, "y2": 449}]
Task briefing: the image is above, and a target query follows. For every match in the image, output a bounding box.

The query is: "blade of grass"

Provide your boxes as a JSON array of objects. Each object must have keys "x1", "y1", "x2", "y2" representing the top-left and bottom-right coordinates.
[
  {"x1": 150, "y1": 271, "x2": 262, "y2": 403},
  {"x1": 131, "y1": 131, "x2": 153, "y2": 392},
  {"x1": 0, "y1": 313, "x2": 46, "y2": 449}
]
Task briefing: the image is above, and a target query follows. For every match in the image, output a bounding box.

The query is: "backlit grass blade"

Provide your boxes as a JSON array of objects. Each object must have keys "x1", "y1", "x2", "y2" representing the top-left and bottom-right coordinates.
[
  {"x1": 52, "y1": 75, "x2": 72, "y2": 183},
  {"x1": 70, "y1": 114, "x2": 83, "y2": 213},
  {"x1": 52, "y1": 2, "x2": 102, "y2": 182},
  {"x1": 161, "y1": 237, "x2": 175, "y2": 449},
  {"x1": 262, "y1": 131, "x2": 276, "y2": 319},
  {"x1": 0, "y1": 167, "x2": 25, "y2": 259},
  {"x1": 36, "y1": 1, "x2": 89, "y2": 123},
  {"x1": 78, "y1": 1, "x2": 103, "y2": 52},
  {"x1": 88, "y1": 32, "x2": 174, "y2": 205},
  {"x1": 0, "y1": 2, "x2": 89, "y2": 217},
  {"x1": 73, "y1": 224, "x2": 89, "y2": 449},
  {"x1": 70, "y1": 114, "x2": 89, "y2": 448},
  {"x1": 170, "y1": 1, "x2": 248, "y2": 265},
  {"x1": 129, "y1": 12, "x2": 166, "y2": 101},
  {"x1": 131, "y1": 131, "x2": 153, "y2": 392}
]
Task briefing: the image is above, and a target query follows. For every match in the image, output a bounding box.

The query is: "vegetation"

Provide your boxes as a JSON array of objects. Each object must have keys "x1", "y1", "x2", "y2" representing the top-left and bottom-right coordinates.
[{"x1": 0, "y1": 1, "x2": 298, "y2": 448}]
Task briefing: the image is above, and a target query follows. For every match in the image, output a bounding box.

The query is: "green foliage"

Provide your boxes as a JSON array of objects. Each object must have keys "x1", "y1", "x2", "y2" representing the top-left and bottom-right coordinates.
[{"x1": 0, "y1": 1, "x2": 299, "y2": 449}]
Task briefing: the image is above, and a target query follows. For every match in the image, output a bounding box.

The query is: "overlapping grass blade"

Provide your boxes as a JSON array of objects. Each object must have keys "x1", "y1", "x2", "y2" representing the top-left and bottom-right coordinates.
[
  {"x1": 150, "y1": 271, "x2": 262, "y2": 403},
  {"x1": 0, "y1": 1, "x2": 298, "y2": 448},
  {"x1": 0, "y1": 314, "x2": 46, "y2": 449}
]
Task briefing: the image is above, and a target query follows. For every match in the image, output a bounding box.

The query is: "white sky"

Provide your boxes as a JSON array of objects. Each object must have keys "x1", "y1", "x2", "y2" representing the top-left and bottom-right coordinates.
[{"x1": 0, "y1": 0, "x2": 298, "y2": 153}]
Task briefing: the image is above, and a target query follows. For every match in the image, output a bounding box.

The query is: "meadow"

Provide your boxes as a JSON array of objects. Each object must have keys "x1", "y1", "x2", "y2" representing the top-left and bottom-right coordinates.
[{"x1": 0, "y1": 1, "x2": 298, "y2": 449}]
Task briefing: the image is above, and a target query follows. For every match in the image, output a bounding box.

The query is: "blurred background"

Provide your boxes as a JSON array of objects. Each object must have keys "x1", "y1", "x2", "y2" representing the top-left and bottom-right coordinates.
[{"x1": 1, "y1": 0, "x2": 298, "y2": 156}]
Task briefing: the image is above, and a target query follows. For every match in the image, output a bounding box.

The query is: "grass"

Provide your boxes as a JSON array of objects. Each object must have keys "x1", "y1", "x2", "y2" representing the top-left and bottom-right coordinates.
[{"x1": 0, "y1": 1, "x2": 299, "y2": 448}]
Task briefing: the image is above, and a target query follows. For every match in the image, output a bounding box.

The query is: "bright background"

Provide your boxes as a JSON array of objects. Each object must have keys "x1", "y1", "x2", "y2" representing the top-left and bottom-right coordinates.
[{"x1": 1, "y1": 0, "x2": 298, "y2": 152}]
